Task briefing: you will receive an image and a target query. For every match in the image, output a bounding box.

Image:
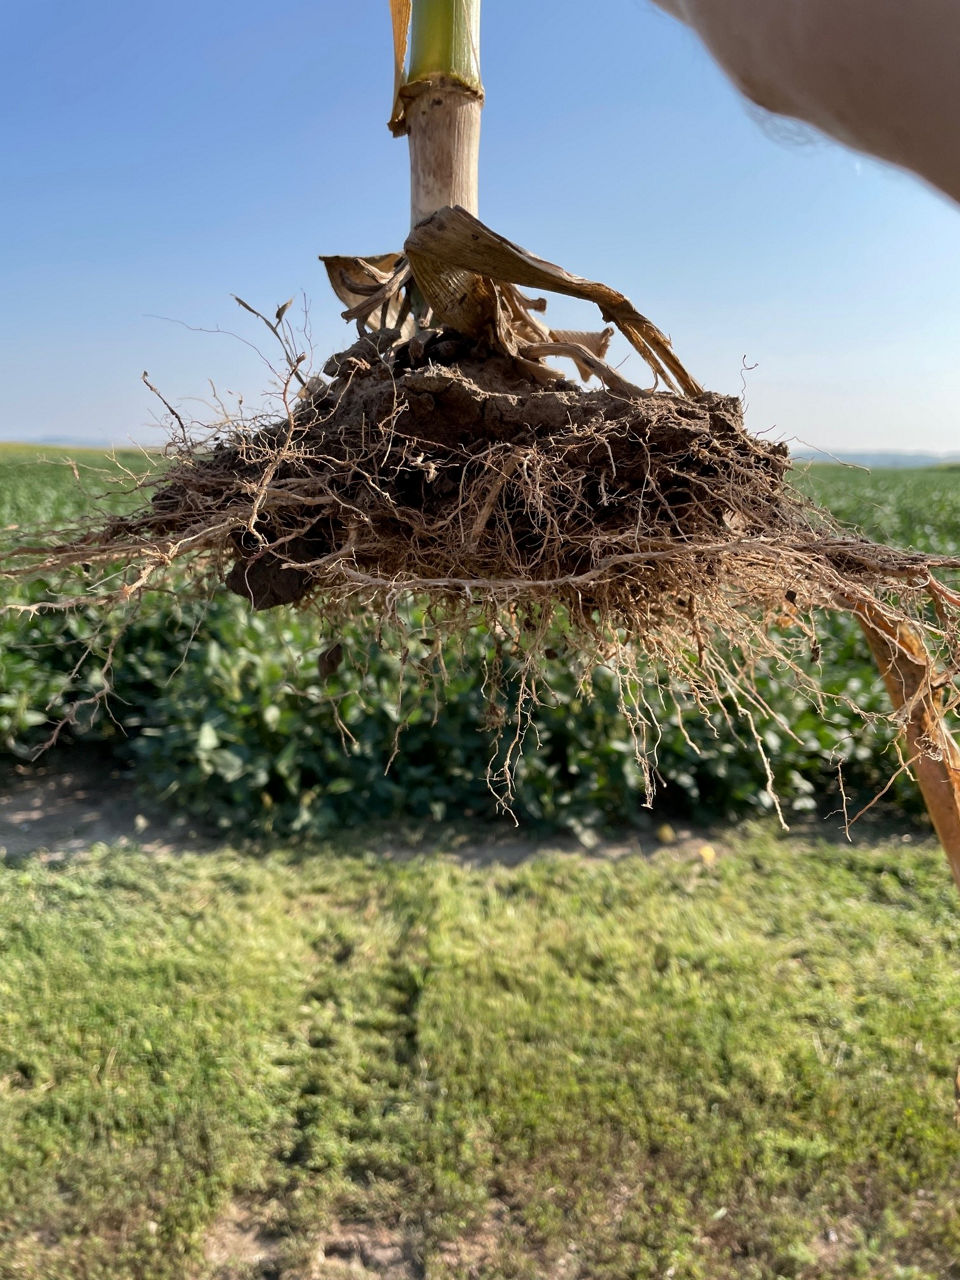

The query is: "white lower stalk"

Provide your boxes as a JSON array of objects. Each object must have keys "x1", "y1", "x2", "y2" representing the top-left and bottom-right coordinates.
[
  {"x1": 405, "y1": 79, "x2": 481, "y2": 224},
  {"x1": 394, "y1": 0, "x2": 484, "y2": 227}
]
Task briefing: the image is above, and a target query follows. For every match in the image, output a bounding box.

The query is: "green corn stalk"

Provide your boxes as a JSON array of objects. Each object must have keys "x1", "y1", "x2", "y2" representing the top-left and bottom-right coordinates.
[
  {"x1": 408, "y1": 0, "x2": 481, "y2": 92},
  {"x1": 391, "y1": 0, "x2": 484, "y2": 226}
]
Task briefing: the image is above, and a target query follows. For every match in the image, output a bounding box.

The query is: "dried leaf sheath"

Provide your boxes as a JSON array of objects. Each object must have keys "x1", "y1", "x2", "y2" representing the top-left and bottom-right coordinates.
[
  {"x1": 406, "y1": 207, "x2": 702, "y2": 396},
  {"x1": 322, "y1": 206, "x2": 701, "y2": 396}
]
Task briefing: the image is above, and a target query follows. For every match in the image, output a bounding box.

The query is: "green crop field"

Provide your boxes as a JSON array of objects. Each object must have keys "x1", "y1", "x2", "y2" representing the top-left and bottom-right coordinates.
[
  {"x1": 0, "y1": 442, "x2": 158, "y2": 530},
  {"x1": 1, "y1": 451, "x2": 960, "y2": 1278},
  {"x1": 796, "y1": 463, "x2": 960, "y2": 555}
]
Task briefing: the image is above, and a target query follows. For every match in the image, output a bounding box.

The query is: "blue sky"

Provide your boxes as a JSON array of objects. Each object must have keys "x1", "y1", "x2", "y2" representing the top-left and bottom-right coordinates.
[{"x1": 2, "y1": 0, "x2": 958, "y2": 453}]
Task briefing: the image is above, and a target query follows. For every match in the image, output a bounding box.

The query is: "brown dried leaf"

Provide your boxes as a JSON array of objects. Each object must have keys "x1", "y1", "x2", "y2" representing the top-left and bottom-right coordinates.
[
  {"x1": 521, "y1": 340, "x2": 647, "y2": 399},
  {"x1": 405, "y1": 206, "x2": 702, "y2": 396},
  {"x1": 549, "y1": 327, "x2": 615, "y2": 382},
  {"x1": 389, "y1": 0, "x2": 412, "y2": 134},
  {"x1": 550, "y1": 328, "x2": 614, "y2": 360},
  {"x1": 320, "y1": 253, "x2": 415, "y2": 336}
]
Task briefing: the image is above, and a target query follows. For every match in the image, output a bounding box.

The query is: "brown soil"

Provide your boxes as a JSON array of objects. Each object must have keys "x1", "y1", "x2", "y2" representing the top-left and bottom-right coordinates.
[
  {"x1": 203, "y1": 1198, "x2": 517, "y2": 1280},
  {"x1": 208, "y1": 329, "x2": 787, "y2": 612},
  {"x1": 0, "y1": 747, "x2": 727, "y2": 867},
  {"x1": 0, "y1": 746, "x2": 925, "y2": 869}
]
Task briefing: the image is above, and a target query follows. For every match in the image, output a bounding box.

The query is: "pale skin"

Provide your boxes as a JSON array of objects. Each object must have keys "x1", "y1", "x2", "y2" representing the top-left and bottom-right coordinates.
[{"x1": 651, "y1": 0, "x2": 960, "y2": 204}]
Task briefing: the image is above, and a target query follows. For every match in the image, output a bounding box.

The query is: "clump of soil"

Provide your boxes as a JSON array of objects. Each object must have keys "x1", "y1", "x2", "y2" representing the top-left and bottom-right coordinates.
[
  {"x1": 197, "y1": 329, "x2": 793, "y2": 616},
  {"x1": 114, "y1": 326, "x2": 943, "y2": 642}
]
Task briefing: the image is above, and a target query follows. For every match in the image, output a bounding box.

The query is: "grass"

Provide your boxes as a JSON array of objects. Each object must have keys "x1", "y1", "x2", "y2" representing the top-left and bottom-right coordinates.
[{"x1": 2, "y1": 827, "x2": 959, "y2": 1279}]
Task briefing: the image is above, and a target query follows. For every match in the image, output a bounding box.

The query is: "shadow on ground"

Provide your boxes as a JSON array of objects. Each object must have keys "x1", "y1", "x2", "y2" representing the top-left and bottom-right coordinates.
[{"x1": 0, "y1": 745, "x2": 930, "y2": 870}]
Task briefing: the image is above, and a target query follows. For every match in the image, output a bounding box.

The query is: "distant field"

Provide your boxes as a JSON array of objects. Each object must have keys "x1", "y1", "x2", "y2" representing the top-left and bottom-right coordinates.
[
  {"x1": 795, "y1": 462, "x2": 960, "y2": 553},
  {"x1": 0, "y1": 443, "x2": 158, "y2": 529}
]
